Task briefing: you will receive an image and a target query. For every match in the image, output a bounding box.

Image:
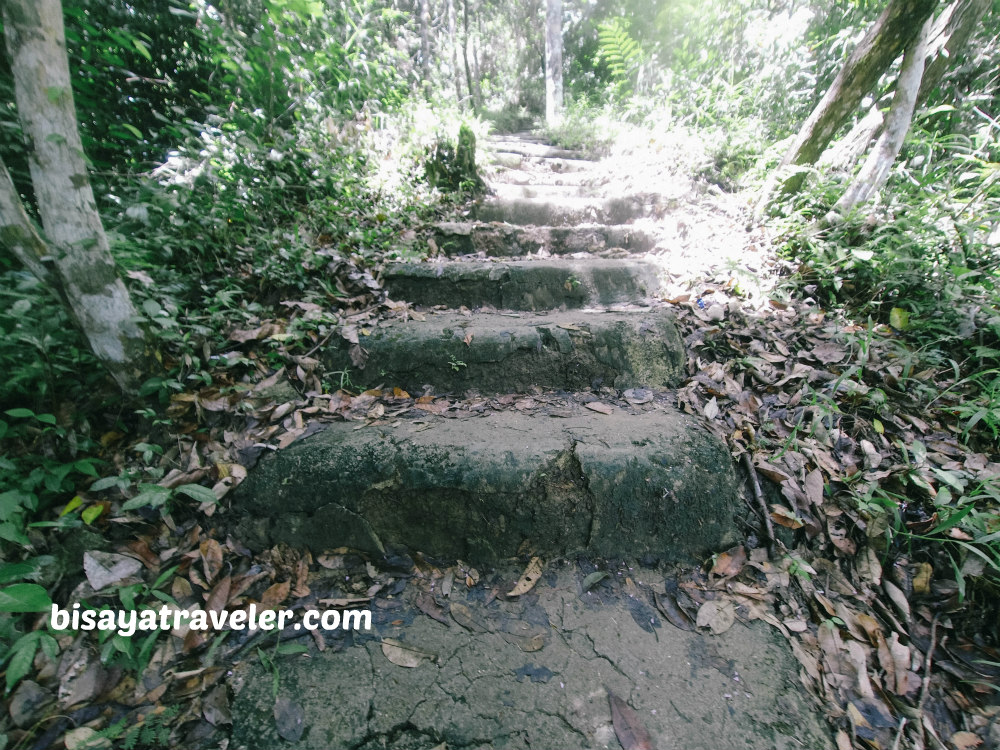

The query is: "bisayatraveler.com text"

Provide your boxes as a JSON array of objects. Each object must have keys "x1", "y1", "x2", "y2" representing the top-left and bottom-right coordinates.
[{"x1": 51, "y1": 602, "x2": 371, "y2": 638}]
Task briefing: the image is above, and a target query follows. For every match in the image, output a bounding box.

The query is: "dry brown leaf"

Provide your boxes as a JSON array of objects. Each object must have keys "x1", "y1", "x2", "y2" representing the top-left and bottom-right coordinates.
[
  {"x1": 711, "y1": 545, "x2": 747, "y2": 578},
  {"x1": 381, "y1": 638, "x2": 436, "y2": 668},
  {"x1": 450, "y1": 602, "x2": 488, "y2": 633},
  {"x1": 204, "y1": 575, "x2": 232, "y2": 615},
  {"x1": 508, "y1": 557, "x2": 544, "y2": 597},
  {"x1": 415, "y1": 592, "x2": 450, "y2": 626},
  {"x1": 950, "y1": 731, "x2": 984, "y2": 749},
  {"x1": 584, "y1": 401, "x2": 614, "y2": 415},
  {"x1": 696, "y1": 600, "x2": 736, "y2": 635},
  {"x1": 608, "y1": 691, "x2": 654, "y2": 750},
  {"x1": 259, "y1": 580, "x2": 291, "y2": 609},
  {"x1": 200, "y1": 539, "x2": 223, "y2": 585}
]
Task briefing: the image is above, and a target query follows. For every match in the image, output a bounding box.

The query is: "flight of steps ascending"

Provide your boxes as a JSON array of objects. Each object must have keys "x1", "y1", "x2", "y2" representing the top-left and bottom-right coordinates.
[{"x1": 233, "y1": 134, "x2": 738, "y2": 564}]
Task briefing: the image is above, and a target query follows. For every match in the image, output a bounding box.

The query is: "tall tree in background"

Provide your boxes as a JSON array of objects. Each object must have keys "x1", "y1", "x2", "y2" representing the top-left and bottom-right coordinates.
[
  {"x1": 545, "y1": 0, "x2": 563, "y2": 125},
  {"x1": 0, "y1": 0, "x2": 149, "y2": 393}
]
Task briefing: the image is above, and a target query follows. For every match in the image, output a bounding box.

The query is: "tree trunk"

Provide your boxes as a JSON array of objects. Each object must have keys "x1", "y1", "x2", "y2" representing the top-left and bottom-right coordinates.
[
  {"x1": 767, "y1": 0, "x2": 939, "y2": 200},
  {"x1": 918, "y1": 0, "x2": 990, "y2": 102},
  {"x1": 819, "y1": 0, "x2": 989, "y2": 172},
  {"x1": 461, "y1": 0, "x2": 480, "y2": 113},
  {"x1": 833, "y1": 17, "x2": 933, "y2": 215},
  {"x1": 419, "y1": 0, "x2": 432, "y2": 98},
  {"x1": 2, "y1": 0, "x2": 149, "y2": 394},
  {"x1": 545, "y1": 0, "x2": 563, "y2": 126},
  {"x1": 446, "y1": 0, "x2": 463, "y2": 107}
]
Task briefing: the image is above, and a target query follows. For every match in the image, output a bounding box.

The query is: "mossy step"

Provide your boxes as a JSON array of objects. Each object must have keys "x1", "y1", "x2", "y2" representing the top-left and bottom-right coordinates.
[
  {"x1": 322, "y1": 308, "x2": 684, "y2": 395},
  {"x1": 432, "y1": 221, "x2": 657, "y2": 257},
  {"x1": 231, "y1": 406, "x2": 738, "y2": 563},
  {"x1": 383, "y1": 258, "x2": 661, "y2": 311},
  {"x1": 473, "y1": 193, "x2": 667, "y2": 226}
]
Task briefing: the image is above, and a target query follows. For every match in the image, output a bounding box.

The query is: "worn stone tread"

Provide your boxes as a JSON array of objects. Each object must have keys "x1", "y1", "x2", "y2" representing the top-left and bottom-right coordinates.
[
  {"x1": 383, "y1": 258, "x2": 661, "y2": 311},
  {"x1": 322, "y1": 308, "x2": 683, "y2": 394},
  {"x1": 473, "y1": 193, "x2": 668, "y2": 225},
  {"x1": 431, "y1": 221, "x2": 657, "y2": 257},
  {"x1": 230, "y1": 565, "x2": 833, "y2": 750},
  {"x1": 232, "y1": 406, "x2": 738, "y2": 562}
]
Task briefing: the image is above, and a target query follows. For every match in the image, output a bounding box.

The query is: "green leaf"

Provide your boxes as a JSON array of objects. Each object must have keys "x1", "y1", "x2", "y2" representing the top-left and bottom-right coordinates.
[
  {"x1": 174, "y1": 484, "x2": 217, "y2": 505},
  {"x1": 929, "y1": 504, "x2": 975, "y2": 536},
  {"x1": 132, "y1": 39, "x2": 152, "y2": 62},
  {"x1": 0, "y1": 522, "x2": 28, "y2": 546},
  {"x1": 0, "y1": 583, "x2": 52, "y2": 613},
  {"x1": 35, "y1": 414, "x2": 56, "y2": 425},
  {"x1": 88, "y1": 476, "x2": 120, "y2": 492},
  {"x1": 4, "y1": 409, "x2": 34, "y2": 419},
  {"x1": 275, "y1": 643, "x2": 308, "y2": 656},
  {"x1": 0, "y1": 562, "x2": 37, "y2": 585},
  {"x1": 74, "y1": 460, "x2": 99, "y2": 478},
  {"x1": 121, "y1": 486, "x2": 171, "y2": 511},
  {"x1": 889, "y1": 307, "x2": 910, "y2": 330},
  {"x1": 60, "y1": 495, "x2": 84, "y2": 517},
  {"x1": 81, "y1": 505, "x2": 103, "y2": 525},
  {"x1": 5, "y1": 638, "x2": 37, "y2": 692},
  {"x1": 121, "y1": 123, "x2": 143, "y2": 139},
  {"x1": 0, "y1": 490, "x2": 31, "y2": 522},
  {"x1": 581, "y1": 570, "x2": 609, "y2": 592}
]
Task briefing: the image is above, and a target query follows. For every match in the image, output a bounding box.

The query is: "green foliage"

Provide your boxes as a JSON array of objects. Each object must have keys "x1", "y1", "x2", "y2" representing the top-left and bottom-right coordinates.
[
  {"x1": 81, "y1": 705, "x2": 180, "y2": 750},
  {"x1": 595, "y1": 18, "x2": 643, "y2": 99},
  {"x1": 424, "y1": 124, "x2": 486, "y2": 194}
]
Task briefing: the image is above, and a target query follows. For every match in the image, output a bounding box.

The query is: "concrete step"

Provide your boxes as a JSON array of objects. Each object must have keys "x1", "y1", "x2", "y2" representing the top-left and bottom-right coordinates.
[
  {"x1": 383, "y1": 258, "x2": 661, "y2": 311},
  {"x1": 431, "y1": 221, "x2": 657, "y2": 257},
  {"x1": 488, "y1": 167, "x2": 594, "y2": 187},
  {"x1": 473, "y1": 193, "x2": 667, "y2": 226},
  {"x1": 487, "y1": 138, "x2": 594, "y2": 161},
  {"x1": 229, "y1": 562, "x2": 832, "y2": 750},
  {"x1": 232, "y1": 405, "x2": 738, "y2": 562},
  {"x1": 491, "y1": 152, "x2": 594, "y2": 173},
  {"x1": 491, "y1": 182, "x2": 604, "y2": 201},
  {"x1": 322, "y1": 308, "x2": 683, "y2": 395}
]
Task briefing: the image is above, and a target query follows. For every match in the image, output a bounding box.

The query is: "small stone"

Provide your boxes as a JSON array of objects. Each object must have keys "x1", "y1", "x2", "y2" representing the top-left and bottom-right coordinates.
[{"x1": 9, "y1": 680, "x2": 54, "y2": 727}]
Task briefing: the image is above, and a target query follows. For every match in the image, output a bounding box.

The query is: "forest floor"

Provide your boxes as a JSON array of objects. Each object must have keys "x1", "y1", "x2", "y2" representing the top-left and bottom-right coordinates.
[{"x1": 11, "y1": 129, "x2": 999, "y2": 750}]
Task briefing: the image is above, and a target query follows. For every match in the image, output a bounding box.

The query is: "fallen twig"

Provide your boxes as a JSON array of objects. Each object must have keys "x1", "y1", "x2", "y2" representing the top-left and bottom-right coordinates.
[{"x1": 742, "y1": 452, "x2": 776, "y2": 556}]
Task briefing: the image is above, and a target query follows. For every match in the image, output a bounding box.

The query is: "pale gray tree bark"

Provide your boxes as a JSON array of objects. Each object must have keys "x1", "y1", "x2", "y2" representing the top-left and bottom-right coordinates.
[
  {"x1": 545, "y1": 0, "x2": 563, "y2": 126},
  {"x1": 2, "y1": 0, "x2": 149, "y2": 393},
  {"x1": 832, "y1": 17, "x2": 933, "y2": 215},
  {"x1": 820, "y1": 0, "x2": 989, "y2": 172},
  {"x1": 419, "y1": 0, "x2": 432, "y2": 98},
  {"x1": 754, "y1": 0, "x2": 939, "y2": 215}
]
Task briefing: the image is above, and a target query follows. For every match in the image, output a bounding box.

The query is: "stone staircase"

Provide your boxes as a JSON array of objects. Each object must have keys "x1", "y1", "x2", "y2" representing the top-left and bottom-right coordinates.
[
  {"x1": 233, "y1": 134, "x2": 739, "y2": 565},
  {"x1": 227, "y1": 134, "x2": 833, "y2": 750}
]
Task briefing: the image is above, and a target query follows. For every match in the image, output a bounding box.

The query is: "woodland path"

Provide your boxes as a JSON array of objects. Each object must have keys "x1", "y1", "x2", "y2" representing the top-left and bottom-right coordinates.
[{"x1": 228, "y1": 134, "x2": 830, "y2": 749}]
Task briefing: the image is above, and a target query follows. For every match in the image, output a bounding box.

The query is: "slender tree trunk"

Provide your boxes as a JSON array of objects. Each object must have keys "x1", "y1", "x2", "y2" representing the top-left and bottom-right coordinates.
[
  {"x1": 819, "y1": 0, "x2": 989, "y2": 171},
  {"x1": 758, "y1": 0, "x2": 938, "y2": 210},
  {"x1": 446, "y1": 0, "x2": 463, "y2": 107},
  {"x1": 0, "y1": 157, "x2": 58, "y2": 289},
  {"x1": 461, "y1": 0, "x2": 480, "y2": 113},
  {"x1": 833, "y1": 17, "x2": 933, "y2": 215},
  {"x1": 545, "y1": 0, "x2": 563, "y2": 126},
  {"x1": 419, "y1": 0, "x2": 431, "y2": 98},
  {"x1": 2, "y1": 0, "x2": 149, "y2": 393}
]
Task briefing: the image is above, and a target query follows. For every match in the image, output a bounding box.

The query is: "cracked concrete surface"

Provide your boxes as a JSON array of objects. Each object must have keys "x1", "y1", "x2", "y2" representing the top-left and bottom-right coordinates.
[
  {"x1": 230, "y1": 563, "x2": 832, "y2": 750},
  {"x1": 231, "y1": 407, "x2": 738, "y2": 563}
]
